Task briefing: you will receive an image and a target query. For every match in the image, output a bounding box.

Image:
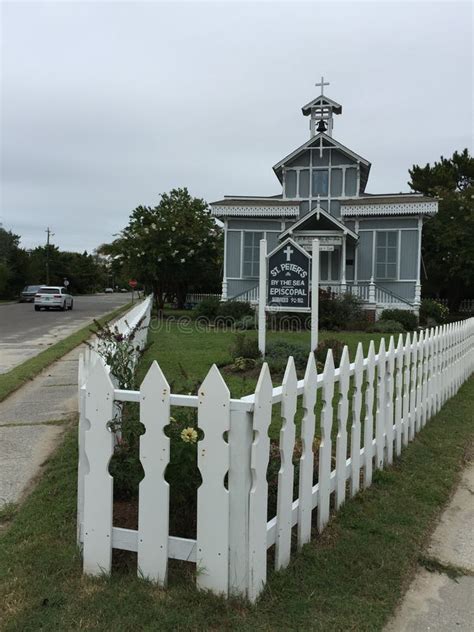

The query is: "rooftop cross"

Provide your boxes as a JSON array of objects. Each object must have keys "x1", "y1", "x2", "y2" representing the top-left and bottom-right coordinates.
[{"x1": 315, "y1": 76, "x2": 329, "y2": 96}]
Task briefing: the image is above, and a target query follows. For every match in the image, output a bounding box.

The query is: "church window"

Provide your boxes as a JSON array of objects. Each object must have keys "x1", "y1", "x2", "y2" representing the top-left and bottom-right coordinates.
[
  {"x1": 285, "y1": 170, "x2": 297, "y2": 198},
  {"x1": 375, "y1": 231, "x2": 398, "y2": 280},
  {"x1": 330, "y1": 200, "x2": 341, "y2": 217},
  {"x1": 345, "y1": 168, "x2": 357, "y2": 196},
  {"x1": 243, "y1": 232, "x2": 263, "y2": 277},
  {"x1": 312, "y1": 169, "x2": 329, "y2": 196},
  {"x1": 299, "y1": 170, "x2": 310, "y2": 197},
  {"x1": 330, "y1": 168, "x2": 343, "y2": 196}
]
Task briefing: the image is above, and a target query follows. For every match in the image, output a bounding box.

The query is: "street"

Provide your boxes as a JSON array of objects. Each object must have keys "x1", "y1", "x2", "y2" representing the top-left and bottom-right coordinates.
[{"x1": 0, "y1": 293, "x2": 133, "y2": 373}]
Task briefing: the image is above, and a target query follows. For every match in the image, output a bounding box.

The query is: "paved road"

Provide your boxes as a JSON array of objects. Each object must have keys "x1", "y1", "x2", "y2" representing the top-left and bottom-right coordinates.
[{"x1": 0, "y1": 293, "x2": 133, "y2": 373}]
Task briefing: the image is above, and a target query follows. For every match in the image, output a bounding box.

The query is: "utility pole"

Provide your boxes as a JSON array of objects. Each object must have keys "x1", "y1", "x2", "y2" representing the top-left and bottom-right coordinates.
[{"x1": 45, "y1": 227, "x2": 54, "y2": 285}]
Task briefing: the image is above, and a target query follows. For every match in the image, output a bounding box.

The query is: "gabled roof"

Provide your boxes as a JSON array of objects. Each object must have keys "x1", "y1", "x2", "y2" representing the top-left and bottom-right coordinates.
[
  {"x1": 279, "y1": 205, "x2": 358, "y2": 240},
  {"x1": 272, "y1": 132, "x2": 371, "y2": 193},
  {"x1": 301, "y1": 95, "x2": 342, "y2": 116}
]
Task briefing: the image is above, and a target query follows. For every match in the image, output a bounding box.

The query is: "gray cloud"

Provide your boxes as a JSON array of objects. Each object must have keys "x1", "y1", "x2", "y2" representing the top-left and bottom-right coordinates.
[{"x1": 1, "y1": 1, "x2": 472, "y2": 252}]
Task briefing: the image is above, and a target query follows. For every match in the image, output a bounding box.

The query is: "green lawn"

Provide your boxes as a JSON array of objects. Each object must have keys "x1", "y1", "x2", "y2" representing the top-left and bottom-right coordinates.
[
  {"x1": 0, "y1": 302, "x2": 132, "y2": 402},
  {"x1": 137, "y1": 321, "x2": 390, "y2": 398},
  {"x1": 0, "y1": 374, "x2": 472, "y2": 630}
]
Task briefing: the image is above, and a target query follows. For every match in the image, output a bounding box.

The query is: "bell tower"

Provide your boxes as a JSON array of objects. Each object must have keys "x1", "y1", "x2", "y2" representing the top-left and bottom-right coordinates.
[{"x1": 301, "y1": 77, "x2": 342, "y2": 138}]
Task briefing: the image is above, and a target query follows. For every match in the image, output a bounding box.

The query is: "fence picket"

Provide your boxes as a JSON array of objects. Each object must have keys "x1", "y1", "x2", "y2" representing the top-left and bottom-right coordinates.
[
  {"x1": 83, "y1": 361, "x2": 115, "y2": 576},
  {"x1": 297, "y1": 353, "x2": 318, "y2": 548},
  {"x1": 318, "y1": 350, "x2": 335, "y2": 531},
  {"x1": 409, "y1": 332, "x2": 418, "y2": 439},
  {"x1": 248, "y1": 363, "x2": 272, "y2": 602},
  {"x1": 137, "y1": 361, "x2": 170, "y2": 584},
  {"x1": 275, "y1": 357, "x2": 298, "y2": 570},
  {"x1": 350, "y1": 343, "x2": 364, "y2": 497},
  {"x1": 375, "y1": 338, "x2": 386, "y2": 470},
  {"x1": 402, "y1": 332, "x2": 411, "y2": 446},
  {"x1": 363, "y1": 342, "x2": 376, "y2": 488},
  {"x1": 416, "y1": 330, "x2": 424, "y2": 432},
  {"x1": 385, "y1": 337, "x2": 395, "y2": 465},
  {"x1": 196, "y1": 365, "x2": 230, "y2": 595},
  {"x1": 336, "y1": 346, "x2": 350, "y2": 509},
  {"x1": 394, "y1": 334, "x2": 404, "y2": 456}
]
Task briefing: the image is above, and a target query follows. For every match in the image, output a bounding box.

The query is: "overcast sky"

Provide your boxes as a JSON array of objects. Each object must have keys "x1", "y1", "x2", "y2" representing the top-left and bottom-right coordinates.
[{"x1": 1, "y1": 0, "x2": 472, "y2": 252}]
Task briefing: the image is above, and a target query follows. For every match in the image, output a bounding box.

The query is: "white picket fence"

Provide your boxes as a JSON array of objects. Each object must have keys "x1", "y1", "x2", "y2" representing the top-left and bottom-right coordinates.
[
  {"x1": 77, "y1": 318, "x2": 474, "y2": 601},
  {"x1": 77, "y1": 295, "x2": 153, "y2": 543}
]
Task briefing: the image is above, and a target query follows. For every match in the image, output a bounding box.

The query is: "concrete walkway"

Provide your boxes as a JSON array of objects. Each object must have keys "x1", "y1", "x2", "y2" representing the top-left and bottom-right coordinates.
[
  {"x1": 385, "y1": 460, "x2": 474, "y2": 631},
  {"x1": 0, "y1": 345, "x2": 84, "y2": 507}
]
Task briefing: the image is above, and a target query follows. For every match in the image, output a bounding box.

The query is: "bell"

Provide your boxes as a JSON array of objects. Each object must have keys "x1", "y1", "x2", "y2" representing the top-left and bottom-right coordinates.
[{"x1": 316, "y1": 119, "x2": 327, "y2": 132}]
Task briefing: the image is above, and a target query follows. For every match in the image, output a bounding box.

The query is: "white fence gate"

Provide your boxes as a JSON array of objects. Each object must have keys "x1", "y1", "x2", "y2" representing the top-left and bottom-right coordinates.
[{"x1": 77, "y1": 318, "x2": 474, "y2": 601}]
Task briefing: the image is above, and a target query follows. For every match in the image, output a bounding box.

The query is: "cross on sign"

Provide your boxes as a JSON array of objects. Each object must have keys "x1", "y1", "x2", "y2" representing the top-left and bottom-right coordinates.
[
  {"x1": 315, "y1": 75, "x2": 330, "y2": 96},
  {"x1": 283, "y1": 245, "x2": 294, "y2": 261}
]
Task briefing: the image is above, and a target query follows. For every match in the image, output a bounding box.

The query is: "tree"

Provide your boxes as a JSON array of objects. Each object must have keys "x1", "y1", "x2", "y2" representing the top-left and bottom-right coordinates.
[
  {"x1": 0, "y1": 225, "x2": 29, "y2": 298},
  {"x1": 408, "y1": 149, "x2": 474, "y2": 309},
  {"x1": 105, "y1": 188, "x2": 222, "y2": 308}
]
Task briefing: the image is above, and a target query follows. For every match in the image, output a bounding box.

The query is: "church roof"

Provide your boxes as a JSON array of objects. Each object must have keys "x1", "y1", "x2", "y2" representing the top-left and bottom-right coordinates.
[
  {"x1": 301, "y1": 95, "x2": 342, "y2": 116},
  {"x1": 279, "y1": 205, "x2": 358, "y2": 240},
  {"x1": 210, "y1": 196, "x2": 299, "y2": 218},
  {"x1": 272, "y1": 132, "x2": 371, "y2": 192},
  {"x1": 341, "y1": 194, "x2": 438, "y2": 217}
]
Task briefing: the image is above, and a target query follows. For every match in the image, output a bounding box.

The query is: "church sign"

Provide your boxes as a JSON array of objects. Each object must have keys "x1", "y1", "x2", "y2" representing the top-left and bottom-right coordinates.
[{"x1": 267, "y1": 239, "x2": 311, "y2": 309}]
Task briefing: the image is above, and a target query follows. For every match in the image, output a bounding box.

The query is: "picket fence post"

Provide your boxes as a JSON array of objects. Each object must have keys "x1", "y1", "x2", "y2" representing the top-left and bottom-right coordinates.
[
  {"x1": 318, "y1": 350, "x2": 335, "y2": 531},
  {"x1": 402, "y1": 332, "x2": 411, "y2": 447},
  {"x1": 363, "y1": 341, "x2": 376, "y2": 488},
  {"x1": 196, "y1": 365, "x2": 230, "y2": 596},
  {"x1": 83, "y1": 361, "x2": 115, "y2": 576},
  {"x1": 350, "y1": 343, "x2": 364, "y2": 497},
  {"x1": 335, "y1": 346, "x2": 350, "y2": 509},
  {"x1": 394, "y1": 334, "x2": 404, "y2": 456},
  {"x1": 137, "y1": 361, "x2": 170, "y2": 585},
  {"x1": 375, "y1": 338, "x2": 386, "y2": 470},
  {"x1": 385, "y1": 337, "x2": 395, "y2": 465},
  {"x1": 297, "y1": 353, "x2": 318, "y2": 548},
  {"x1": 275, "y1": 356, "x2": 297, "y2": 570},
  {"x1": 248, "y1": 363, "x2": 272, "y2": 602}
]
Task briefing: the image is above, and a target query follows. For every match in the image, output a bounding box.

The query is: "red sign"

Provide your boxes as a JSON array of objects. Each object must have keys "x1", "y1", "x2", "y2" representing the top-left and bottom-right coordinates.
[{"x1": 128, "y1": 279, "x2": 138, "y2": 288}]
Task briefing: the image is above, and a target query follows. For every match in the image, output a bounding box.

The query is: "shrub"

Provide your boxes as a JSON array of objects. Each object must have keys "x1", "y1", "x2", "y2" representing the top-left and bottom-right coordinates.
[
  {"x1": 368, "y1": 320, "x2": 406, "y2": 334},
  {"x1": 319, "y1": 290, "x2": 364, "y2": 330},
  {"x1": 231, "y1": 357, "x2": 258, "y2": 372},
  {"x1": 235, "y1": 314, "x2": 256, "y2": 330},
  {"x1": 268, "y1": 311, "x2": 310, "y2": 332},
  {"x1": 265, "y1": 340, "x2": 310, "y2": 372},
  {"x1": 419, "y1": 298, "x2": 449, "y2": 325},
  {"x1": 194, "y1": 296, "x2": 221, "y2": 320},
  {"x1": 218, "y1": 300, "x2": 253, "y2": 320},
  {"x1": 380, "y1": 309, "x2": 418, "y2": 331},
  {"x1": 229, "y1": 333, "x2": 261, "y2": 360},
  {"x1": 315, "y1": 338, "x2": 346, "y2": 367}
]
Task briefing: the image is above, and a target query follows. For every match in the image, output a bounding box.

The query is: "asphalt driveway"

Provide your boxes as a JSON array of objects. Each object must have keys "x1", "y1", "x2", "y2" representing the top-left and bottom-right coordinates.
[{"x1": 0, "y1": 293, "x2": 133, "y2": 373}]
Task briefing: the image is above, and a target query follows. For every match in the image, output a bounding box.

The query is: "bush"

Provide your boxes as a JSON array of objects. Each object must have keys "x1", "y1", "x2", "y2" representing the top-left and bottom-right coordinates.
[
  {"x1": 268, "y1": 311, "x2": 310, "y2": 332},
  {"x1": 380, "y1": 309, "x2": 418, "y2": 331},
  {"x1": 194, "y1": 296, "x2": 221, "y2": 320},
  {"x1": 265, "y1": 340, "x2": 310, "y2": 372},
  {"x1": 315, "y1": 338, "x2": 346, "y2": 367},
  {"x1": 218, "y1": 300, "x2": 253, "y2": 320},
  {"x1": 419, "y1": 299, "x2": 449, "y2": 325},
  {"x1": 319, "y1": 290, "x2": 364, "y2": 330},
  {"x1": 229, "y1": 333, "x2": 261, "y2": 360},
  {"x1": 235, "y1": 314, "x2": 256, "y2": 330},
  {"x1": 368, "y1": 320, "x2": 406, "y2": 334}
]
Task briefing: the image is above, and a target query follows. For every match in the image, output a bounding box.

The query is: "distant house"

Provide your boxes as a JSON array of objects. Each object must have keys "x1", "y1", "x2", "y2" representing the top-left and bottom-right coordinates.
[{"x1": 210, "y1": 79, "x2": 437, "y2": 313}]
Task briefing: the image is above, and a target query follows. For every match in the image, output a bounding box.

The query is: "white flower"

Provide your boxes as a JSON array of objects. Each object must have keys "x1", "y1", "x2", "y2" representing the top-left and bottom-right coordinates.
[
  {"x1": 181, "y1": 427, "x2": 198, "y2": 444},
  {"x1": 151, "y1": 223, "x2": 157, "y2": 229},
  {"x1": 171, "y1": 226, "x2": 176, "y2": 231},
  {"x1": 181, "y1": 258, "x2": 185, "y2": 263}
]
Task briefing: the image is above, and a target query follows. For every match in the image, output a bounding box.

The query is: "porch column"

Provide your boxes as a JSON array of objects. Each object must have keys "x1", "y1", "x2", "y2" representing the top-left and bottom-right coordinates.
[
  {"x1": 414, "y1": 216, "x2": 422, "y2": 308},
  {"x1": 222, "y1": 220, "x2": 228, "y2": 300},
  {"x1": 354, "y1": 220, "x2": 359, "y2": 285},
  {"x1": 340, "y1": 233, "x2": 347, "y2": 292}
]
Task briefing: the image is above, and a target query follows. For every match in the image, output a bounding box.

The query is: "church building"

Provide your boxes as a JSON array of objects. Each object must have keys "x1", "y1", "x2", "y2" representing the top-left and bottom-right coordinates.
[{"x1": 210, "y1": 79, "x2": 437, "y2": 313}]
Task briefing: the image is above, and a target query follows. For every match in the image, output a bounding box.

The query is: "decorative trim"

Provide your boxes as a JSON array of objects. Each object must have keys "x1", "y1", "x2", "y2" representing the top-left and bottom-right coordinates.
[
  {"x1": 211, "y1": 206, "x2": 299, "y2": 217},
  {"x1": 341, "y1": 202, "x2": 437, "y2": 216}
]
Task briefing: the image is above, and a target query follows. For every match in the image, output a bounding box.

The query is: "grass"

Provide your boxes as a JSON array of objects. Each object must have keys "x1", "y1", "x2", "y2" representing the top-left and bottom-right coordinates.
[
  {"x1": 138, "y1": 320, "x2": 391, "y2": 398},
  {"x1": 0, "y1": 302, "x2": 132, "y2": 403},
  {"x1": 0, "y1": 366, "x2": 472, "y2": 630}
]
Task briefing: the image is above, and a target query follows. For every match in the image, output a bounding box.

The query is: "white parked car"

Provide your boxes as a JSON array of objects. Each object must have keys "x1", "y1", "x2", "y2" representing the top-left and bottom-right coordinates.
[{"x1": 34, "y1": 286, "x2": 74, "y2": 311}]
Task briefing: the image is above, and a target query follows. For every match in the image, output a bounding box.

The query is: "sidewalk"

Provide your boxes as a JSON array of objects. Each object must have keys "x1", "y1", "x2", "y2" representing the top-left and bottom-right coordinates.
[
  {"x1": 385, "y1": 459, "x2": 474, "y2": 631},
  {"x1": 0, "y1": 345, "x2": 84, "y2": 507}
]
